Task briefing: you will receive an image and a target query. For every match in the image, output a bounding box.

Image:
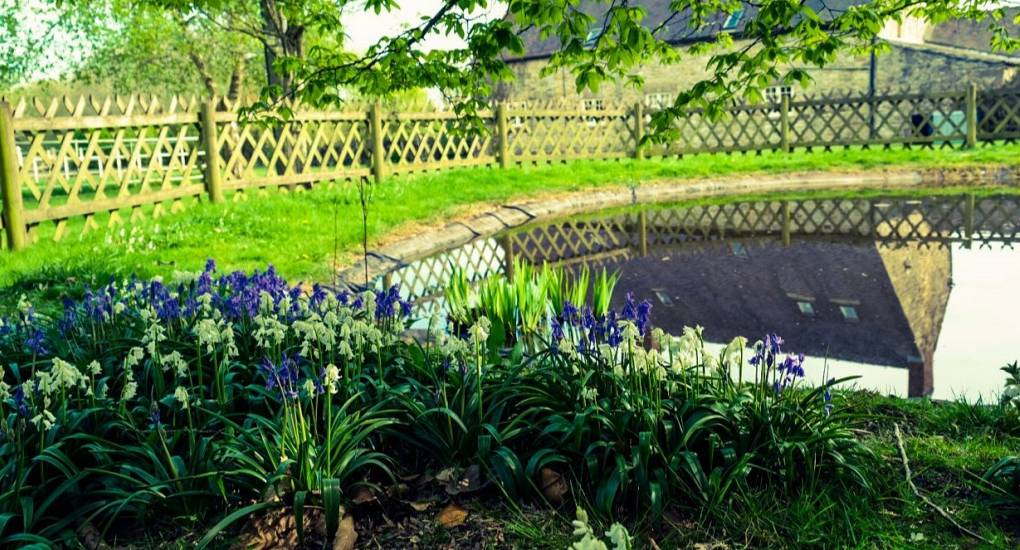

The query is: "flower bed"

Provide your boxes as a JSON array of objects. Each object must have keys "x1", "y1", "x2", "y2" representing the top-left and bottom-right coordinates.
[{"x1": 1, "y1": 260, "x2": 873, "y2": 547}]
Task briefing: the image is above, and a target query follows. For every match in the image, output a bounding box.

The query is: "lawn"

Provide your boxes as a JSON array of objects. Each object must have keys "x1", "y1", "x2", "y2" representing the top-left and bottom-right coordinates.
[{"x1": 4, "y1": 144, "x2": 1020, "y2": 314}]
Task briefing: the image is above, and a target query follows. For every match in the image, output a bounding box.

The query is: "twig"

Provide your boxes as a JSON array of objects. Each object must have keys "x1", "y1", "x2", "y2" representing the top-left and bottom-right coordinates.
[{"x1": 893, "y1": 423, "x2": 991, "y2": 544}]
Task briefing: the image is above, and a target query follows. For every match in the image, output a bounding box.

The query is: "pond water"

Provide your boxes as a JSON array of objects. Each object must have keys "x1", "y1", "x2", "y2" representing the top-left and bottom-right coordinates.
[{"x1": 380, "y1": 194, "x2": 1020, "y2": 401}]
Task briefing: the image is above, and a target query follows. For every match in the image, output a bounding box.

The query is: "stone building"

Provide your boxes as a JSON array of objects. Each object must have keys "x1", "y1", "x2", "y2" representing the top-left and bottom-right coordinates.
[{"x1": 496, "y1": 0, "x2": 1020, "y2": 107}]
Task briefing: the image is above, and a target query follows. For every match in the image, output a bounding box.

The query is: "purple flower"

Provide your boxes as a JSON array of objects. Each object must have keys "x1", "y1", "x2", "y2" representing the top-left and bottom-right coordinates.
[
  {"x1": 550, "y1": 317, "x2": 564, "y2": 343},
  {"x1": 24, "y1": 328, "x2": 47, "y2": 356},
  {"x1": 636, "y1": 299, "x2": 652, "y2": 336},
  {"x1": 204, "y1": 258, "x2": 217, "y2": 273},
  {"x1": 259, "y1": 354, "x2": 301, "y2": 400},
  {"x1": 561, "y1": 301, "x2": 579, "y2": 325},
  {"x1": 59, "y1": 297, "x2": 77, "y2": 335},
  {"x1": 12, "y1": 385, "x2": 29, "y2": 417}
]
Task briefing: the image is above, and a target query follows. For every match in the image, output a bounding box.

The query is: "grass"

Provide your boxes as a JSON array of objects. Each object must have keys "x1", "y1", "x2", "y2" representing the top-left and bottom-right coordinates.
[
  {"x1": 4, "y1": 144, "x2": 1020, "y2": 311},
  {"x1": 481, "y1": 392, "x2": 1020, "y2": 549}
]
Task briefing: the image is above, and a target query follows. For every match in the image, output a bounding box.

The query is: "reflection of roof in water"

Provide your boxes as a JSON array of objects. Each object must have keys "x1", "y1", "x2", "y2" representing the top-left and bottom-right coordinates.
[{"x1": 598, "y1": 235, "x2": 951, "y2": 370}]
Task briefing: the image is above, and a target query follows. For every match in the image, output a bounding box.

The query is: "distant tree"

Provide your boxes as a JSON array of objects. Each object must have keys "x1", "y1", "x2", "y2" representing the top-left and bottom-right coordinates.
[
  {"x1": 0, "y1": 1, "x2": 97, "y2": 91},
  {"x1": 73, "y1": 2, "x2": 263, "y2": 99}
]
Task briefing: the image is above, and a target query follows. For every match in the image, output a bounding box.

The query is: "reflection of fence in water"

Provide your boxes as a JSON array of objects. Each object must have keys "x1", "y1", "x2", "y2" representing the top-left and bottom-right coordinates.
[{"x1": 380, "y1": 195, "x2": 1020, "y2": 304}]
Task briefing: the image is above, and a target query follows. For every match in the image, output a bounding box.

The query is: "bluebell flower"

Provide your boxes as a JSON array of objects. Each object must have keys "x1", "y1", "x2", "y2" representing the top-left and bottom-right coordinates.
[
  {"x1": 310, "y1": 284, "x2": 327, "y2": 309},
  {"x1": 12, "y1": 385, "x2": 29, "y2": 417},
  {"x1": 259, "y1": 357, "x2": 279, "y2": 391},
  {"x1": 204, "y1": 258, "x2": 217, "y2": 273},
  {"x1": 550, "y1": 317, "x2": 564, "y2": 343},
  {"x1": 59, "y1": 297, "x2": 77, "y2": 335},
  {"x1": 621, "y1": 293, "x2": 636, "y2": 321},
  {"x1": 581, "y1": 307, "x2": 596, "y2": 331},
  {"x1": 150, "y1": 407, "x2": 161, "y2": 428},
  {"x1": 636, "y1": 299, "x2": 652, "y2": 336},
  {"x1": 823, "y1": 377, "x2": 834, "y2": 416},
  {"x1": 375, "y1": 285, "x2": 403, "y2": 320},
  {"x1": 24, "y1": 329, "x2": 47, "y2": 356},
  {"x1": 561, "y1": 301, "x2": 579, "y2": 325}
]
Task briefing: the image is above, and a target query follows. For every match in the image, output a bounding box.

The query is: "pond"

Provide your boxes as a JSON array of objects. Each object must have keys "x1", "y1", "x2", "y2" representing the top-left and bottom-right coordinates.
[{"x1": 378, "y1": 193, "x2": 1020, "y2": 401}]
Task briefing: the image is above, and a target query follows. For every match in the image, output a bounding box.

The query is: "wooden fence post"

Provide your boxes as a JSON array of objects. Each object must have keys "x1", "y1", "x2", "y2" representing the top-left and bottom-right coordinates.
[
  {"x1": 966, "y1": 82, "x2": 978, "y2": 149},
  {"x1": 781, "y1": 201, "x2": 791, "y2": 246},
  {"x1": 501, "y1": 233, "x2": 515, "y2": 280},
  {"x1": 633, "y1": 101, "x2": 645, "y2": 159},
  {"x1": 199, "y1": 100, "x2": 225, "y2": 203},
  {"x1": 780, "y1": 94, "x2": 791, "y2": 153},
  {"x1": 963, "y1": 193, "x2": 975, "y2": 248},
  {"x1": 638, "y1": 210, "x2": 648, "y2": 256},
  {"x1": 0, "y1": 101, "x2": 27, "y2": 250},
  {"x1": 370, "y1": 102, "x2": 385, "y2": 184},
  {"x1": 496, "y1": 102, "x2": 510, "y2": 168}
]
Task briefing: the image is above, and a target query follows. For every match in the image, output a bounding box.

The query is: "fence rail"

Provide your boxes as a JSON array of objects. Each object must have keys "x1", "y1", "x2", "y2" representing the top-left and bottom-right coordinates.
[{"x1": 3, "y1": 84, "x2": 1019, "y2": 251}]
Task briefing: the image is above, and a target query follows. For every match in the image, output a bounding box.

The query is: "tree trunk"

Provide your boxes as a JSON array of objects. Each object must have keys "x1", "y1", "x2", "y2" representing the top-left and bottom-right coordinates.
[{"x1": 227, "y1": 56, "x2": 247, "y2": 102}]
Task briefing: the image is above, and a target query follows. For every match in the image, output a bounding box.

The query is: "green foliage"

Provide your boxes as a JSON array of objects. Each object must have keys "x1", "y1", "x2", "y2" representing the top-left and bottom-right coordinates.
[{"x1": 983, "y1": 362, "x2": 1020, "y2": 513}]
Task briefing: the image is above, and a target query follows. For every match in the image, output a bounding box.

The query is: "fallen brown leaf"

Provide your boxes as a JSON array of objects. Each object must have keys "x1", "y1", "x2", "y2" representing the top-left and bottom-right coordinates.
[
  {"x1": 409, "y1": 500, "x2": 433, "y2": 512},
  {"x1": 351, "y1": 486, "x2": 376, "y2": 505},
  {"x1": 436, "y1": 503, "x2": 469, "y2": 528},
  {"x1": 540, "y1": 467, "x2": 569, "y2": 504},
  {"x1": 332, "y1": 514, "x2": 358, "y2": 550}
]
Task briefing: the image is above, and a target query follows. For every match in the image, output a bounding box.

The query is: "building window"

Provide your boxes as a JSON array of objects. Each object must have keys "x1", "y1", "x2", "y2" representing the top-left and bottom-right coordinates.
[
  {"x1": 730, "y1": 241, "x2": 748, "y2": 258},
  {"x1": 645, "y1": 92, "x2": 673, "y2": 110},
  {"x1": 581, "y1": 98, "x2": 606, "y2": 112},
  {"x1": 765, "y1": 85, "x2": 793, "y2": 105},
  {"x1": 797, "y1": 301, "x2": 815, "y2": 316},
  {"x1": 840, "y1": 305, "x2": 860, "y2": 322},
  {"x1": 723, "y1": 9, "x2": 744, "y2": 31},
  {"x1": 654, "y1": 290, "x2": 673, "y2": 305}
]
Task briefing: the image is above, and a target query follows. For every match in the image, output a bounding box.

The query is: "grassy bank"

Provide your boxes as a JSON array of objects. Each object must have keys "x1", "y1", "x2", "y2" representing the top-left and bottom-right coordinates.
[
  {"x1": 415, "y1": 392, "x2": 1020, "y2": 549},
  {"x1": 3, "y1": 144, "x2": 1020, "y2": 312}
]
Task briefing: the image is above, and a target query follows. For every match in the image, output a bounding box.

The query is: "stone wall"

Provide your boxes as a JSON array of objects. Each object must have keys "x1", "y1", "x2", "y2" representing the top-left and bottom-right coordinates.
[{"x1": 496, "y1": 42, "x2": 1017, "y2": 106}]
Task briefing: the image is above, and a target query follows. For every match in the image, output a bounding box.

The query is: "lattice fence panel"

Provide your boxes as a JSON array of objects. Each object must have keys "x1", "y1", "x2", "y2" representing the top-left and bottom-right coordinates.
[
  {"x1": 383, "y1": 112, "x2": 495, "y2": 173},
  {"x1": 870, "y1": 197, "x2": 964, "y2": 243},
  {"x1": 11, "y1": 95, "x2": 205, "y2": 241},
  {"x1": 510, "y1": 216, "x2": 634, "y2": 264},
  {"x1": 646, "y1": 201, "x2": 785, "y2": 245},
  {"x1": 973, "y1": 196, "x2": 1020, "y2": 244},
  {"x1": 218, "y1": 107, "x2": 371, "y2": 190},
  {"x1": 654, "y1": 105, "x2": 781, "y2": 155},
  {"x1": 507, "y1": 104, "x2": 634, "y2": 161},
  {"x1": 791, "y1": 92, "x2": 968, "y2": 148},
  {"x1": 386, "y1": 237, "x2": 506, "y2": 302},
  {"x1": 977, "y1": 89, "x2": 1020, "y2": 143}
]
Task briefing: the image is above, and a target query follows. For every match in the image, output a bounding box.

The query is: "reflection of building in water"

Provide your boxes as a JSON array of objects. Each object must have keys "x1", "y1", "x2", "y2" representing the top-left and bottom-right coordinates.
[
  {"x1": 602, "y1": 235, "x2": 951, "y2": 397},
  {"x1": 380, "y1": 196, "x2": 1020, "y2": 395}
]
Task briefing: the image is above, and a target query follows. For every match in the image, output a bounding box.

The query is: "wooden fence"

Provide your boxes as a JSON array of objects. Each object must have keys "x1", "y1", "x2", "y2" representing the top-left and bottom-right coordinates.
[{"x1": 3, "y1": 84, "x2": 1020, "y2": 251}]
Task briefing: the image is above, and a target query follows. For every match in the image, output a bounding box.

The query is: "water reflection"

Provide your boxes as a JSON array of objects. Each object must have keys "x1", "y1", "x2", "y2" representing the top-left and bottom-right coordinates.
[{"x1": 379, "y1": 194, "x2": 1020, "y2": 399}]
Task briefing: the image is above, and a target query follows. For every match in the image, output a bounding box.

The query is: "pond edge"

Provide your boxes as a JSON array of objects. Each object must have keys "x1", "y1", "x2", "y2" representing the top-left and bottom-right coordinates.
[{"x1": 337, "y1": 165, "x2": 1020, "y2": 285}]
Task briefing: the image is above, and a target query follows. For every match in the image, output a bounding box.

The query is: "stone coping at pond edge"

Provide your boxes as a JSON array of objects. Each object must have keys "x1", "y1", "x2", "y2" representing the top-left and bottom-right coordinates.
[{"x1": 336, "y1": 166, "x2": 1020, "y2": 287}]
